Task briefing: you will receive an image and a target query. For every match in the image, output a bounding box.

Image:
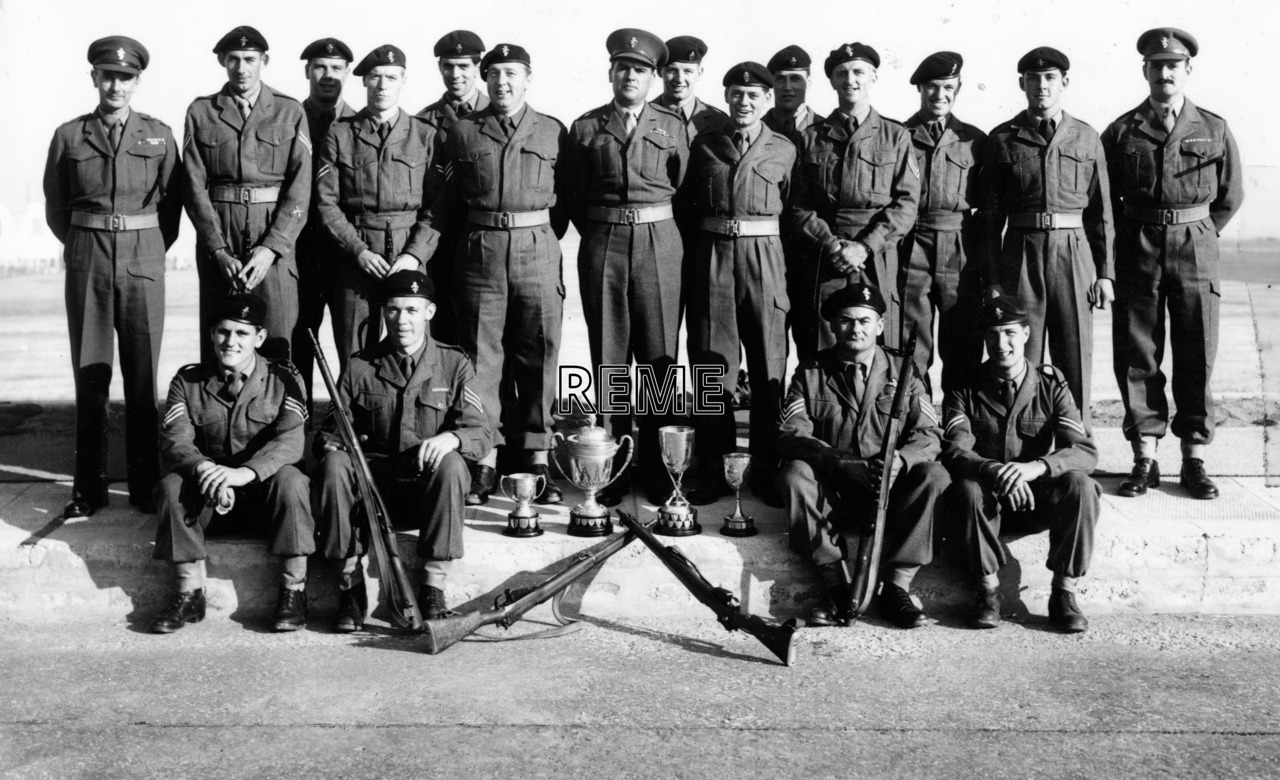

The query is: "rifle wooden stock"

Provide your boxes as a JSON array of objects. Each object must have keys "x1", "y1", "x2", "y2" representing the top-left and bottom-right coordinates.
[
  {"x1": 309, "y1": 329, "x2": 423, "y2": 632},
  {"x1": 617, "y1": 512, "x2": 799, "y2": 666},
  {"x1": 424, "y1": 518, "x2": 641, "y2": 654},
  {"x1": 847, "y1": 323, "x2": 920, "y2": 617}
]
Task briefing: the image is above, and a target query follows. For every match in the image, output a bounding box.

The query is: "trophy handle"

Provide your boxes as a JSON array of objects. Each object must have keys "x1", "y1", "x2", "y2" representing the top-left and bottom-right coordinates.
[
  {"x1": 499, "y1": 475, "x2": 515, "y2": 502},
  {"x1": 549, "y1": 431, "x2": 574, "y2": 482},
  {"x1": 534, "y1": 473, "x2": 546, "y2": 496},
  {"x1": 600, "y1": 434, "x2": 635, "y2": 490}
]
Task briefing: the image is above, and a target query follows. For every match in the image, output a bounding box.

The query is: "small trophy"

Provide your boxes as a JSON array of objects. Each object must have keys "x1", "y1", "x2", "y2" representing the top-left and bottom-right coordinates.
[
  {"x1": 656, "y1": 425, "x2": 700, "y2": 536},
  {"x1": 500, "y1": 472, "x2": 546, "y2": 538},
  {"x1": 551, "y1": 425, "x2": 633, "y2": 536},
  {"x1": 719, "y1": 453, "x2": 757, "y2": 537}
]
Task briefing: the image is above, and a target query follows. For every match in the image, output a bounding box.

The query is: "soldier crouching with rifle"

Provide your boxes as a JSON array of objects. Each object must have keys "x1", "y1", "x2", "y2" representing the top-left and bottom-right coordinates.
[
  {"x1": 151, "y1": 294, "x2": 313, "y2": 634},
  {"x1": 313, "y1": 270, "x2": 491, "y2": 631},
  {"x1": 941, "y1": 294, "x2": 1099, "y2": 633},
  {"x1": 777, "y1": 283, "x2": 949, "y2": 629}
]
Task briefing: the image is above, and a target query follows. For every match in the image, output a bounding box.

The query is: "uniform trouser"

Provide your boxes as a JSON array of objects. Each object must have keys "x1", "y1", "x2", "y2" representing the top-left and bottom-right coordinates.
[
  {"x1": 1112, "y1": 220, "x2": 1219, "y2": 445},
  {"x1": 784, "y1": 237, "x2": 822, "y2": 363},
  {"x1": 947, "y1": 471, "x2": 1099, "y2": 578},
  {"x1": 779, "y1": 459, "x2": 950, "y2": 568},
  {"x1": 688, "y1": 234, "x2": 789, "y2": 479},
  {"x1": 64, "y1": 227, "x2": 164, "y2": 504},
  {"x1": 578, "y1": 218, "x2": 683, "y2": 470},
  {"x1": 427, "y1": 231, "x2": 461, "y2": 346},
  {"x1": 900, "y1": 226, "x2": 984, "y2": 396},
  {"x1": 999, "y1": 227, "x2": 1094, "y2": 427},
  {"x1": 815, "y1": 235, "x2": 903, "y2": 352},
  {"x1": 291, "y1": 232, "x2": 334, "y2": 414},
  {"x1": 331, "y1": 222, "x2": 431, "y2": 369},
  {"x1": 455, "y1": 225, "x2": 563, "y2": 450},
  {"x1": 313, "y1": 450, "x2": 467, "y2": 561},
  {"x1": 198, "y1": 202, "x2": 298, "y2": 363},
  {"x1": 152, "y1": 465, "x2": 314, "y2": 562}
]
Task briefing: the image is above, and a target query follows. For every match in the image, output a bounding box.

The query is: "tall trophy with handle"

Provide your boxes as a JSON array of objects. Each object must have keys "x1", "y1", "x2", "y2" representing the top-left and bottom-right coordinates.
[
  {"x1": 551, "y1": 425, "x2": 633, "y2": 536},
  {"x1": 656, "y1": 425, "x2": 700, "y2": 536}
]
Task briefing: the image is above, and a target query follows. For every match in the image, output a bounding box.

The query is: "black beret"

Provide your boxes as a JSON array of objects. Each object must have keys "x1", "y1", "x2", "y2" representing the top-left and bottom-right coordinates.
[
  {"x1": 480, "y1": 43, "x2": 531, "y2": 75},
  {"x1": 824, "y1": 42, "x2": 880, "y2": 77},
  {"x1": 354, "y1": 44, "x2": 406, "y2": 77},
  {"x1": 821, "y1": 283, "x2": 886, "y2": 320},
  {"x1": 910, "y1": 51, "x2": 963, "y2": 85},
  {"x1": 435, "y1": 30, "x2": 485, "y2": 59},
  {"x1": 383, "y1": 270, "x2": 434, "y2": 300},
  {"x1": 213, "y1": 26, "x2": 268, "y2": 55},
  {"x1": 213, "y1": 293, "x2": 267, "y2": 327},
  {"x1": 1017, "y1": 46, "x2": 1070, "y2": 73},
  {"x1": 88, "y1": 36, "x2": 149, "y2": 74},
  {"x1": 767, "y1": 45, "x2": 812, "y2": 74},
  {"x1": 722, "y1": 61, "x2": 773, "y2": 89},
  {"x1": 978, "y1": 294, "x2": 1029, "y2": 329},
  {"x1": 300, "y1": 38, "x2": 353, "y2": 62},
  {"x1": 665, "y1": 36, "x2": 707, "y2": 64},
  {"x1": 1137, "y1": 27, "x2": 1198, "y2": 61},
  {"x1": 607, "y1": 28, "x2": 667, "y2": 69}
]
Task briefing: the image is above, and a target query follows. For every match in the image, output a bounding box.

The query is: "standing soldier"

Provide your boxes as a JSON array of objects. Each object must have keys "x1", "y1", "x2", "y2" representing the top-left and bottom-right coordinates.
[
  {"x1": 977, "y1": 47, "x2": 1114, "y2": 427},
  {"x1": 417, "y1": 30, "x2": 489, "y2": 345},
  {"x1": 294, "y1": 38, "x2": 354, "y2": 410},
  {"x1": 435, "y1": 43, "x2": 569, "y2": 506},
  {"x1": 685, "y1": 62, "x2": 795, "y2": 507},
  {"x1": 900, "y1": 52, "x2": 986, "y2": 395},
  {"x1": 564, "y1": 29, "x2": 688, "y2": 506},
  {"x1": 1103, "y1": 29, "x2": 1243, "y2": 500},
  {"x1": 43, "y1": 36, "x2": 182, "y2": 518},
  {"x1": 184, "y1": 25, "x2": 312, "y2": 363},
  {"x1": 763, "y1": 44, "x2": 826, "y2": 362},
  {"x1": 314, "y1": 45, "x2": 439, "y2": 365},
  {"x1": 314, "y1": 271, "x2": 490, "y2": 629},
  {"x1": 791, "y1": 42, "x2": 920, "y2": 356},
  {"x1": 653, "y1": 36, "x2": 728, "y2": 140},
  {"x1": 150, "y1": 295, "x2": 314, "y2": 634}
]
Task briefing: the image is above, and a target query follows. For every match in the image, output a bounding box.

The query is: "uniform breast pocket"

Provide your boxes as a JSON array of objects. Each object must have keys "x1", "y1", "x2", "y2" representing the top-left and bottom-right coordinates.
[
  {"x1": 970, "y1": 418, "x2": 1000, "y2": 449},
  {"x1": 641, "y1": 131, "x2": 678, "y2": 180},
  {"x1": 256, "y1": 124, "x2": 295, "y2": 178},
  {"x1": 246, "y1": 401, "x2": 279, "y2": 433},
  {"x1": 855, "y1": 147, "x2": 895, "y2": 197},
  {"x1": 456, "y1": 146, "x2": 497, "y2": 199},
  {"x1": 352, "y1": 393, "x2": 395, "y2": 442},
  {"x1": 1120, "y1": 145, "x2": 1158, "y2": 198},
  {"x1": 392, "y1": 152, "x2": 424, "y2": 202},
  {"x1": 415, "y1": 388, "x2": 450, "y2": 437},
  {"x1": 1176, "y1": 142, "x2": 1222, "y2": 201},
  {"x1": 801, "y1": 150, "x2": 838, "y2": 200},
  {"x1": 750, "y1": 163, "x2": 786, "y2": 214},
  {"x1": 1002, "y1": 147, "x2": 1041, "y2": 196},
  {"x1": 520, "y1": 143, "x2": 558, "y2": 193},
  {"x1": 65, "y1": 145, "x2": 109, "y2": 198},
  {"x1": 1056, "y1": 147, "x2": 1094, "y2": 196},
  {"x1": 1016, "y1": 415, "x2": 1052, "y2": 450},
  {"x1": 191, "y1": 407, "x2": 229, "y2": 450},
  {"x1": 809, "y1": 397, "x2": 840, "y2": 440},
  {"x1": 588, "y1": 136, "x2": 622, "y2": 184},
  {"x1": 125, "y1": 143, "x2": 165, "y2": 195},
  {"x1": 942, "y1": 146, "x2": 975, "y2": 197},
  {"x1": 196, "y1": 130, "x2": 238, "y2": 180}
]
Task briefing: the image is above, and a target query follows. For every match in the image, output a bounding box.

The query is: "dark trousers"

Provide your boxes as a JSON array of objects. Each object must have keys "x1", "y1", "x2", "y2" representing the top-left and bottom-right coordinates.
[
  {"x1": 947, "y1": 471, "x2": 1099, "y2": 578},
  {"x1": 779, "y1": 459, "x2": 950, "y2": 568},
  {"x1": 152, "y1": 465, "x2": 314, "y2": 562},
  {"x1": 291, "y1": 235, "x2": 335, "y2": 415},
  {"x1": 900, "y1": 227, "x2": 983, "y2": 396},
  {"x1": 313, "y1": 450, "x2": 467, "y2": 561}
]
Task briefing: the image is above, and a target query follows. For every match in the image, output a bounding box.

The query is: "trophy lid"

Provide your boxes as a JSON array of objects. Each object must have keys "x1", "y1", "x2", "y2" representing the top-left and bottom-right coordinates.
[{"x1": 566, "y1": 424, "x2": 618, "y2": 454}]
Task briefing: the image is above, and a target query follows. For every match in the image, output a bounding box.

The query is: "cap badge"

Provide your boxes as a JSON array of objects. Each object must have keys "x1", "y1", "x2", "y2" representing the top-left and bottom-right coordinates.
[
  {"x1": 1035, "y1": 59, "x2": 1046, "y2": 69},
  {"x1": 410, "y1": 281, "x2": 419, "y2": 293},
  {"x1": 862, "y1": 287, "x2": 871, "y2": 300},
  {"x1": 387, "y1": 50, "x2": 396, "y2": 63},
  {"x1": 949, "y1": 63, "x2": 958, "y2": 76},
  {"x1": 741, "y1": 70, "x2": 750, "y2": 83},
  {"x1": 1160, "y1": 36, "x2": 1170, "y2": 49},
  {"x1": 844, "y1": 44, "x2": 853, "y2": 57},
  {"x1": 239, "y1": 36, "x2": 248, "y2": 47},
  {"x1": 788, "y1": 56, "x2": 797, "y2": 66},
  {"x1": 456, "y1": 43, "x2": 463, "y2": 53},
  {"x1": 116, "y1": 48, "x2": 126, "y2": 61},
  {"x1": 326, "y1": 43, "x2": 335, "y2": 54},
  {"x1": 688, "y1": 51, "x2": 695, "y2": 61},
  {"x1": 240, "y1": 306, "x2": 250, "y2": 318},
  {"x1": 501, "y1": 45, "x2": 510, "y2": 57},
  {"x1": 994, "y1": 307, "x2": 1003, "y2": 320},
  {"x1": 629, "y1": 37, "x2": 637, "y2": 48}
]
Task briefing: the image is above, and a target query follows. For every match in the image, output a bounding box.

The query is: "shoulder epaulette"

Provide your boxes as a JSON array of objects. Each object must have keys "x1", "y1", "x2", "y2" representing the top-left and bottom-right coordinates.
[
  {"x1": 136, "y1": 112, "x2": 170, "y2": 129},
  {"x1": 1038, "y1": 363, "x2": 1067, "y2": 382}
]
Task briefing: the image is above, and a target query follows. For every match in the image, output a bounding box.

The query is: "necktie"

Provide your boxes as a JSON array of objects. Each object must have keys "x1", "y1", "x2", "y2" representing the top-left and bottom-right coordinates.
[
  {"x1": 223, "y1": 370, "x2": 245, "y2": 400},
  {"x1": 845, "y1": 115, "x2": 859, "y2": 137},
  {"x1": 849, "y1": 363, "x2": 867, "y2": 407},
  {"x1": 1000, "y1": 379, "x2": 1016, "y2": 409},
  {"x1": 378, "y1": 121, "x2": 391, "y2": 143},
  {"x1": 622, "y1": 109, "x2": 637, "y2": 137},
  {"x1": 399, "y1": 354, "x2": 415, "y2": 379},
  {"x1": 929, "y1": 121, "x2": 944, "y2": 143},
  {"x1": 456, "y1": 101, "x2": 472, "y2": 118},
  {"x1": 1038, "y1": 118, "x2": 1055, "y2": 140},
  {"x1": 108, "y1": 122, "x2": 123, "y2": 153},
  {"x1": 733, "y1": 131, "x2": 749, "y2": 156},
  {"x1": 1162, "y1": 107, "x2": 1176, "y2": 133},
  {"x1": 235, "y1": 96, "x2": 251, "y2": 120}
]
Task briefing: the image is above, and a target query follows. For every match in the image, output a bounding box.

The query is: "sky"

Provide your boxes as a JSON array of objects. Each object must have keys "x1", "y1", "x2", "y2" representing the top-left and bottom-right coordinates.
[{"x1": 1, "y1": 0, "x2": 1277, "y2": 260}]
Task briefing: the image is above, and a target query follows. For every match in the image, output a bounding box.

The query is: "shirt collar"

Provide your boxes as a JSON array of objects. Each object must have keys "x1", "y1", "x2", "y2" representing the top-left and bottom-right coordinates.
[
  {"x1": 236, "y1": 83, "x2": 263, "y2": 107},
  {"x1": 613, "y1": 101, "x2": 644, "y2": 121},
  {"x1": 96, "y1": 106, "x2": 131, "y2": 128},
  {"x1": 989, "y1": 358, "x2": 1029, "y2": 390},
  {"x1": 1149, "y1": 95, "x2": 1185, "y2": 118},
  {"x1": 839, "y1": 103, "x2": 872, "y2": 126},
  {"x1": 223, "y1": 353, "x2": 258, "y2": 381},
  {"x1": 373, "y1": 105, "x2": 400, "y2": 125},
  {"x1": 450, "y1": 86, "x2": 480, "y2": 109}
]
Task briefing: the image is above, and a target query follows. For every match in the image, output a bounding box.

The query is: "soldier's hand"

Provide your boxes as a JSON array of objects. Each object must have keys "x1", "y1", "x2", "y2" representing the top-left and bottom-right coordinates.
[
  {"x1": 1088, "y1": 278, "x2": 1114, "y2": 311},
  {"x1": 833, "y1": 241, "x2": 869, "y2": 276},
  {"x1": 388, "y1": 254, "x2": 420, "y2": 275},
  {"x1": 238, "y1": 246, "x2": 276, "y2": 292},
  {"x1": 1005, "y1": 481, "x2": 1036, "y2": 512},
  {"x1": 416, "y1": 432, "x2": 461, "y2": 472},
  {"x1": 992, "y1": 460, "x2": 1046, "y2": 496},
  {"x1": 215, "y1": 249, "x2": 243, "y2": 288},
  {"x1": 358, "y1": 250, "x2": 391, "y2": 279},
  {"x1": 196, "y1": 464, "x2": 256, "y2": 501}
]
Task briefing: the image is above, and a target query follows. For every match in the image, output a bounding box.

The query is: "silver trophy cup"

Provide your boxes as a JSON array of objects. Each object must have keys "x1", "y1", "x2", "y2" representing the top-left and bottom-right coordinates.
[
  {"x1": 551, "y1": 425, "x2": 633, "y2": 536},
  {"x1": 656, "y1": 425, "x2": 700, "y2": 536},
  {"x1": 719, "y1": 453, "x2": 757, "y2": 537},
  {"x1": 500, "y1": 472, "x2": 546, "y2": 538}
]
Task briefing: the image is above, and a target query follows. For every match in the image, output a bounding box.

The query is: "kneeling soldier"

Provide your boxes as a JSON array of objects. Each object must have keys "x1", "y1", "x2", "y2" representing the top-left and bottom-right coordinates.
[
  {"x1": 151, "y1": 294, "x2": 314, "y2": 633},
  {"x1": 314, "y1": 271, "x2": 491, "y2": 630},
  {"x1": 777, "y1": 283, "x2": 949, "y2": 629},
  {"x1": 941, "y1": 294, "x2": 1100, "y2": 633}
]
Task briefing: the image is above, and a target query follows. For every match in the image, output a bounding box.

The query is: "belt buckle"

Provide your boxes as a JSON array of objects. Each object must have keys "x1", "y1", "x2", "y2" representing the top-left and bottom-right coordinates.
[
  {"x1": 109, "y1": 214, "x2": 124, "y2": 232},
  {"x1": 622, "y1": 208, "x2": 639, "y2": 225},
  {"x1": 498, "y1": 212, "x2": 514, "y2": 229},
  {"x1": 1038, "y1": 213, "x2": 1058, "y2": 230},
  {"x1": 1161, "y1": 209, "x2": 1177, "y2": 225},
  {"x1": 727, "y1": 219, "x2": 742, "y2": 238},
  {"x1": 239, "y1": 187, "x2": 252, "y2": 205}
]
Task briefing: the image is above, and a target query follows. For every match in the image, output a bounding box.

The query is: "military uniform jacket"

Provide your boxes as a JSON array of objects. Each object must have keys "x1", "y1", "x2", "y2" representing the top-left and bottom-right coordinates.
[
  {"x1": 977, "y1": 111, "x2": 1114, "y2": 285},
  {"x1": 791, "y1": 108, "x2": 921, "y2": 256},
  {"x1": 160, "y1": 357, "x2": 308, "y2": 481},
  {"x1": 564, "y1": 102, "x2": 689, "y2": 227},
  {"x1": 417, "y1": 91, "x2": 491, "y2": 140},
  {"x1": 182, "y1": 83, "x2": 312, "y2": 258},
  {"x1": 763, "y1": 105, "x2": 825, "y2": 147},
  {"x1": 687, "y1": 123, "x2": 795, "y2": 220},
  {"x1": 315, "y1": 108, "x2": 441, "y2": 263},
  {"x1": 435, "y1": 104, "x2": 569, "y2": 238},
  {"x1": 300, "y1": 98, "x2": 356, "y2": 246},
  {"x1": 44, "y1": 109, "x2": 183, "y2": 256},
  {"x1": 778, "y1": 346, "x2": 941, "y2": 476},
  {"x1": 941, "y1": 360, "x2": 1097, "y2": 480},
  {"x1": 319, "y1": 339, "x2": 491, "y2": 461},
  {"x1": 904, "y1": 113, "x2": 985, "y2": 220},
  {"x1": 1101, "y1": 98, "x2": 1243, "y2": 234},
  {"x1": 653, "y1": 95, "x2": 728, "y2": 141}
]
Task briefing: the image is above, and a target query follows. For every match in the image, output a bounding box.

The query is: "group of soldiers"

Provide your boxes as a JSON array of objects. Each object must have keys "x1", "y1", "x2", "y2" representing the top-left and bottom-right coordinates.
[{"x1": 43, "y1": 22, "x2": 1240, "y2": 634}]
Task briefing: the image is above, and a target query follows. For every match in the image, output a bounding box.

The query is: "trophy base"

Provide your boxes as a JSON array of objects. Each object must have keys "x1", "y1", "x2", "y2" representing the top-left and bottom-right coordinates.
[
  {"x1": 504, "y1": 511, "x2": 544, "y2": 538},
  {"x1": 656, "y1": 505, "x2": 701, "y2": 537},
  {"x1": 568, "y1": 508, "x2": 613, "y2": 537},
  {"x1": 719, "y1": 517, "x2": 758, "y2": 537}
]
